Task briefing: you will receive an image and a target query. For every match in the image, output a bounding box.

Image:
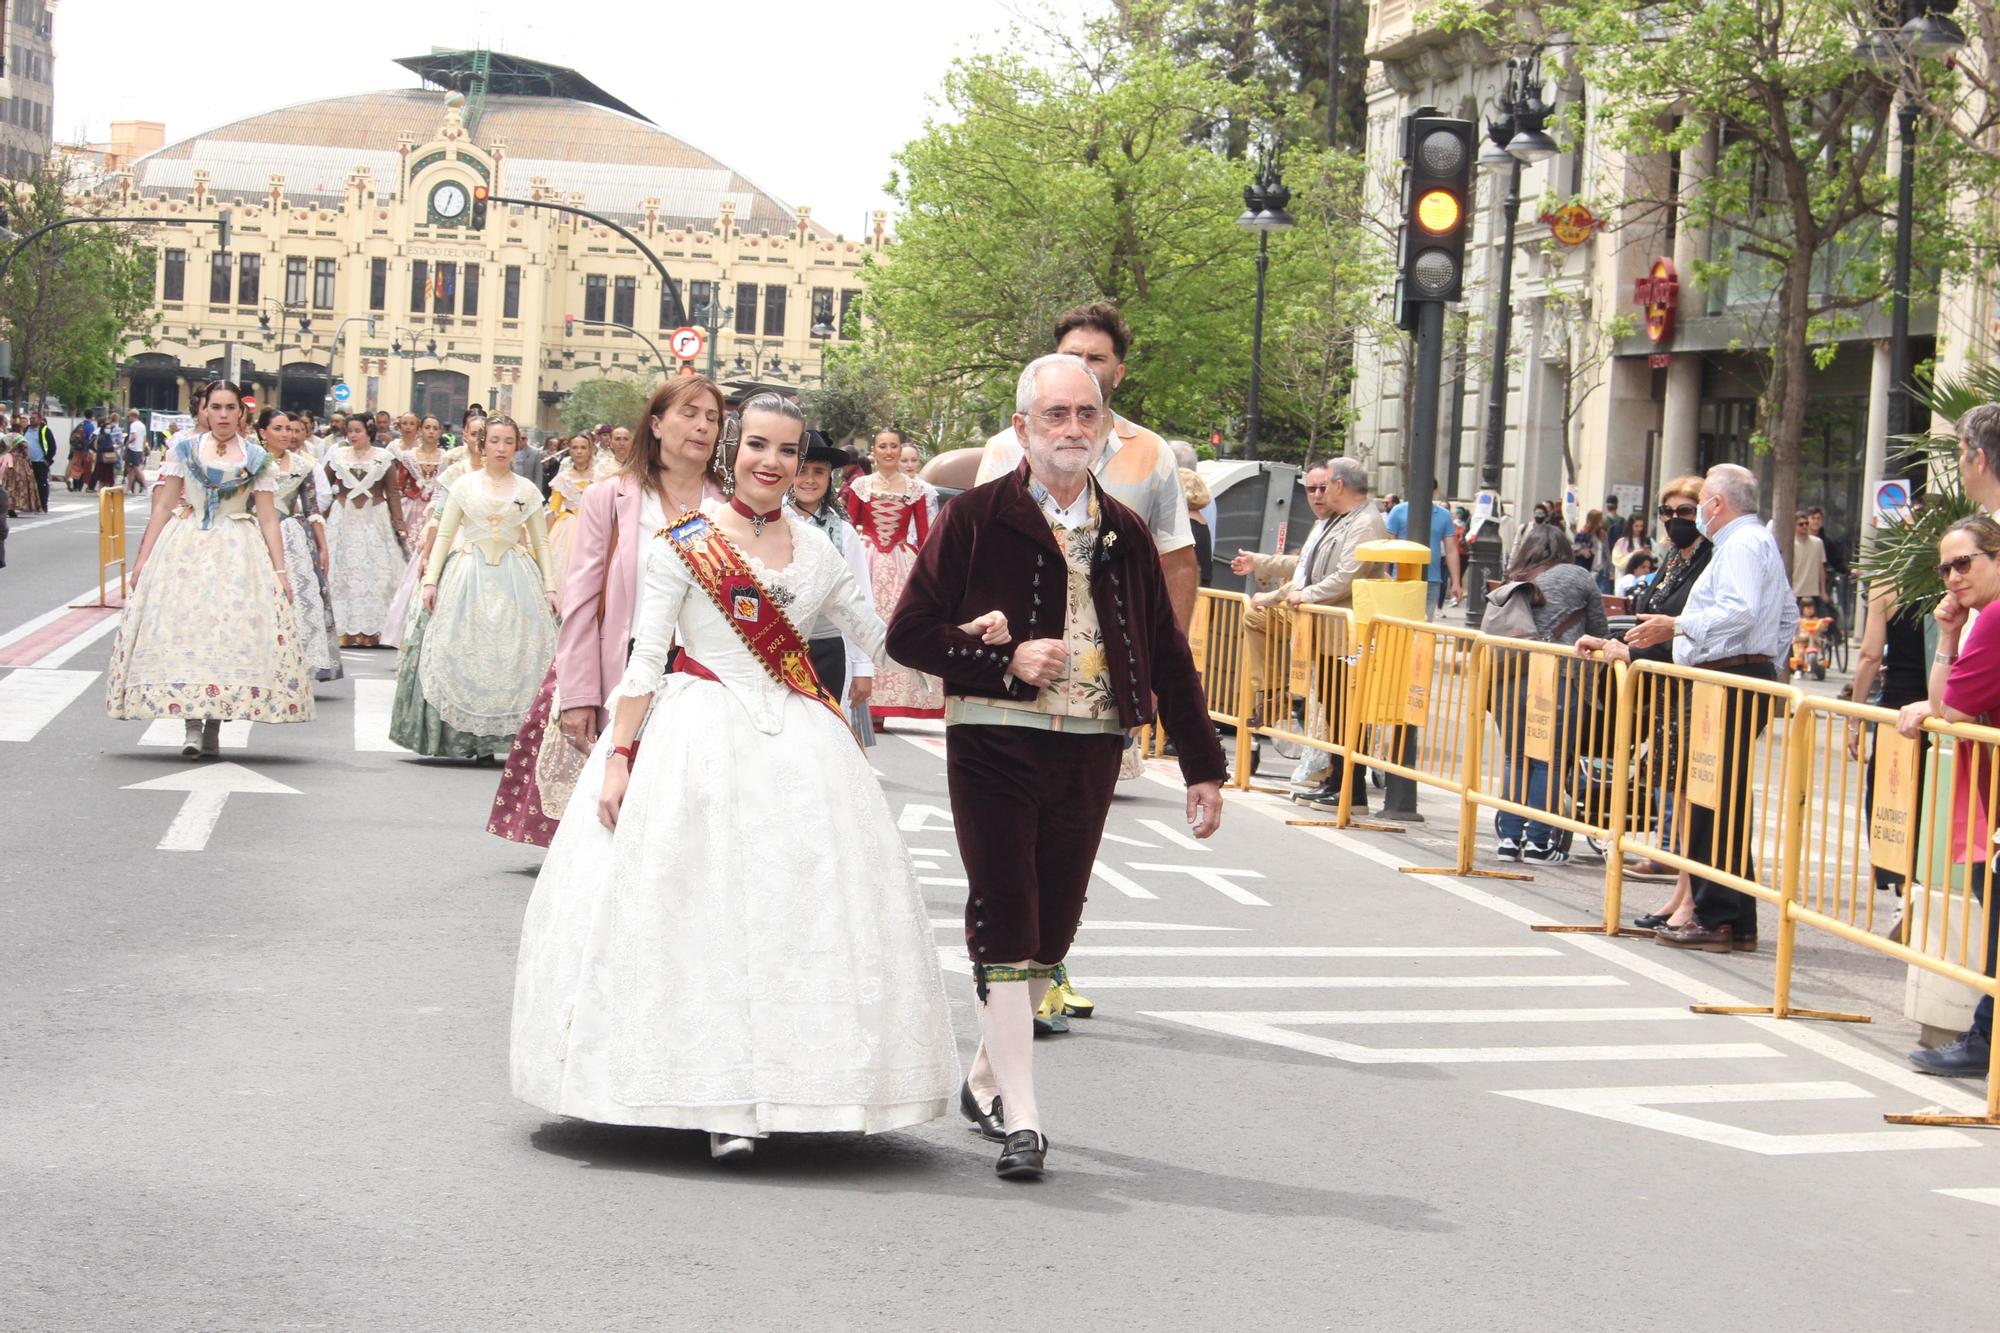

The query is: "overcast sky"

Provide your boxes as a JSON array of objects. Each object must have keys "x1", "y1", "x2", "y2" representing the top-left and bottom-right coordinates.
[{"x1": 52, "y1": 0, "x2": 1090, "y2": 234}]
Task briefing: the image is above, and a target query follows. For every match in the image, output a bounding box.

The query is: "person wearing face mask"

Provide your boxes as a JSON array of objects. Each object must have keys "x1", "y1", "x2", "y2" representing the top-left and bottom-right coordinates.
[
  {"x1": 487, "y1": 379, "x2": 726, "y2": 848},
  {"x1": 887, "y1": 354, "x2": 1226, "y2": 1181},
  {"x1": 1577, "y1": 475, "x2": 1714, "y2": 914},
  {"x1": 511, "y1": 393, "x2": 960, "y2": 1163},
  {"x1": 1596, "y1": 464, "x2": 1795, "y2": 954}
]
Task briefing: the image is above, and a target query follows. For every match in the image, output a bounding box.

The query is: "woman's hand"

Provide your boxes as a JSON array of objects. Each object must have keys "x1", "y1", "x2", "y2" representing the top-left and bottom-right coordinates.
[
  {"x1": 958, "y1": 610, "x2": 1011, "y2": 644},
  {"x1": 1935, "y1": 593, "x2": 1968, "y2": 633},
  {"x1": 560, "y1": 705, "x2": 599, "y2": 753},
  {"x1": 598, "y1": 758, "x2": 629, "y2": 830},
  {"x1": 547, "y1": 591, "x2": 561, "y2": 618},
  {"x1": 422, "y1": 585, "x2": 438, "y2": 614},
  {"x1": 1897, "y1": 699, "x2": 1935, "y2": 739},
  {"x1": 1845, "y1": 717, "x2": 1865, "y2": 759},
  {"x1": 849, "y1": 676, "x2": 873, "y2": 709}
]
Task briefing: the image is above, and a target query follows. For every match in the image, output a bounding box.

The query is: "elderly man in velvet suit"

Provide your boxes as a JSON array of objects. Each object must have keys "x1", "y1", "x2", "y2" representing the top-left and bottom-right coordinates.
[{"x1": 887, "y1": 353, "x2": 1226, "y2": 1182}]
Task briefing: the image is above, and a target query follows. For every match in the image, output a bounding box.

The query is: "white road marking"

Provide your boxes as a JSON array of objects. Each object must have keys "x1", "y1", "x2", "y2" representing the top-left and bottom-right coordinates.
[
  {"x1": 918, "y1": 876, "x2": 969, "y2": 887},
  {"x1": 1935, "y1": 1188, "x2": 2000, "y2": 1208},
  {"x1": 1149, "y1": 1011, "x2": 1776, "y2": 1065},
  {"x1": 352, "y1": 679, "x2": 409, "y2": 753},
  {"x1": 912, "y1": 859, "x2": 941, "y2": 870},
  {"x1": 0, "y1": 669, "x2": 97, "y2": 741},
  {"x1": 927, "y1": 918, "x2": 1246, "y2": 932},
  {"x1": 1137, "y1": 818, "x2": 1209, "y2": 853},
  {"x1": 896, "y1": 803, "x2": 955, "y2": 833},
  {"x1": 1222, "y1": 787, "x2": 1999, "y2": 1118},
  {"x1": 122, "y1": 761, "x2": 302, "y2": 852},
  {"x1": 1147, "y1": 1007, "x2": 1703, "y2": 1025},
  {"x1": 1497, "y1": 1082, "x2": 1981, "y2": 1155},
  {"x1": 931, "y1": 954, "x2": 1625, "y2": 988},
  {"x1": 140, "y1": 719, "x2": 252, "y2": 749},
  {"x1": 1060, "y1": 945, "x2": 1562, "y2": 958},
  {"x1": 1099, "y1": 830, "x2": 1160, "y2": 848},
  {"x1": 1126, "y1": 861, "x2": 1269, "y2": 906},
  {"x1": 903, "y1": 846, "x2": 951, "y2": 857},
  {"x1": 1091, "y1": 860, "x2": 1159, "y2": 900},
  {"x1": 0, "y1": 587, "x2": 109, "y2": 651},
  {"x1": 28, "y1": 611, "x2": 124, "y2": 669}
]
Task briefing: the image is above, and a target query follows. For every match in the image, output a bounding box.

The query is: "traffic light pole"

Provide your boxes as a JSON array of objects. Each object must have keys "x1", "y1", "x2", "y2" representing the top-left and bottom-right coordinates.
[
  {"x1": 1465, "y1": 158, "x2": 1522, "y2": 624},
  {"x1": 0, "y1": 211, "x2": 232, "y2": 288},
  {"x1": 1379, "y1": 298, "x2": 1445, "y2": 822},
  {"x1": 485, "y1": 195, "x2": 682, "y2": 321}
]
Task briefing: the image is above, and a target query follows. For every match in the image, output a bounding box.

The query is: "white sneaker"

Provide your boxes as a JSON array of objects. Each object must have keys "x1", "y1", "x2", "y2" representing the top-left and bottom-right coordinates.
[
  {"x1": 1522, "y1": 842, "x2": 1569, "y2": 866},
  {"x1": 709, "y1": 1133, "x2": 755, "y2": 1162}
]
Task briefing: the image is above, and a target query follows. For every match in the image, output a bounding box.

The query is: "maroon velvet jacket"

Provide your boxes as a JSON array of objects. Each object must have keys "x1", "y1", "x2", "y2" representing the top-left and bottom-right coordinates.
[{"x1": 887, "y1": 460, "x2": 1227, "y2": 788}]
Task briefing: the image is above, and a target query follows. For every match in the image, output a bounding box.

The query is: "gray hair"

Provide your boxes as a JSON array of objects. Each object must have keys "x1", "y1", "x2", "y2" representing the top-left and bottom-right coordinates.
[
  {"x1": 1705, "y1": 463, "x2": 1759, "y2": 516},
  {"x1": 1327, "y1": 456, "x2": 1369, "y2": 495},
  {"x1": 1170, "y1": 440, "x2": 1198, "y2": 470},
  {"x1": 1959, "y1": 403, "x2": 2000, "y2": 476},
  {"x1": 1015, "y1": 352, "x2": 1102, "y2": 415}
]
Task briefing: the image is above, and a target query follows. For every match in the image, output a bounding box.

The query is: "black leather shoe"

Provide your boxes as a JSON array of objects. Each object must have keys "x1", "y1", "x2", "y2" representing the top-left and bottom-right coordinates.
[
  {"x1": 959, "y1": 1081, "x2": 1006, "y2": 1141},
  {"x1": 1909, "y1": 1028, "x2": 1993, "y2": 1078},
  {"x1": 1634, "y1": 912, "x2": 1671, "y2": 930},
  {"x1": 996, "y1": 1129, "x2": 1048, "y2": 1181}
]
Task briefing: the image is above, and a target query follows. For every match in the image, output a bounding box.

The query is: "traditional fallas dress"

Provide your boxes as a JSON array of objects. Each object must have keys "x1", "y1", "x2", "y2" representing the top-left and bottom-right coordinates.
[
  {"x1": 323, "y1": 444, "x2": 406, "y2": 638},
  {"x1": 390, "y1": 472, "x2": 558, "y2": 758},
  {"x1": 843, "y1": 472, "x2": 943, "y2": 719},
  {"x1": 380, "y1": 448, "x2": 450, "y2": 649},
  {"x1": 103, "y1": 437, "x2": 315, "y2": 724},
  {"x1": 271, "y1": 450, "x2": 342, "y2": 681},
  {"x1": 511, "y1": 504, "x2": 958, "y2": 1136},
  {"x1": 544, "y1": 458, "x2": 602, "y2": 591}
]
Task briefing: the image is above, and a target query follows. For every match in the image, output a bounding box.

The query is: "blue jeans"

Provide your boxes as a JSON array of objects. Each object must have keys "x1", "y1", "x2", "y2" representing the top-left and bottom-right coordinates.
[{"x1": 1496, "y1": 754, "x2": 1555, "y2": 846}]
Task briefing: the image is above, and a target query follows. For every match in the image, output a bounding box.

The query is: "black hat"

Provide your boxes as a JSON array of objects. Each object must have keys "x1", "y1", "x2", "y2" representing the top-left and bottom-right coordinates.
[{"x1": 803, "y1": 431, "x2": 853, "y2": 468}]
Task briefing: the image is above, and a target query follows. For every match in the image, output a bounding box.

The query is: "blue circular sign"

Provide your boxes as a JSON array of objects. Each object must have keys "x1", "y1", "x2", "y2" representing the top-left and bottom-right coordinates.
[{"x1": 332, "y1": 383, "x2": 352, "y2": 403}]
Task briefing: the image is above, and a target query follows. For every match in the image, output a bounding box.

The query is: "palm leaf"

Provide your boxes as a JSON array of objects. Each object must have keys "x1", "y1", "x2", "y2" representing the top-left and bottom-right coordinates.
[{"x1": 1854, "y1": 432, "x2": 1977, "y2": 610}]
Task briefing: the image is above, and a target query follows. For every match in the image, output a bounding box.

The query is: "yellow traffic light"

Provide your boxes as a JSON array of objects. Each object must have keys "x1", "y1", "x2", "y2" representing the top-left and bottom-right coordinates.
[{"x1": 1416, "y1": 189, "x2": 1461, "y2": 235}]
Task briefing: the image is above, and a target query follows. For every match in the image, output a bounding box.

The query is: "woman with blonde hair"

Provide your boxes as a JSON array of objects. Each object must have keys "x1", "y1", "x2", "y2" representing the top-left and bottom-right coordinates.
[{"x1": 1180, "y1": 466, "x2": 1213, "y2": 587}]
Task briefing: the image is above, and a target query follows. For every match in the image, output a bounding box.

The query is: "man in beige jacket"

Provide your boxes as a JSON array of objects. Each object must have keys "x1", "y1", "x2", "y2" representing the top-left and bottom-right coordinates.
[{"x1": 1231, "y1": 457, "x2": 1389, "y2": 806}]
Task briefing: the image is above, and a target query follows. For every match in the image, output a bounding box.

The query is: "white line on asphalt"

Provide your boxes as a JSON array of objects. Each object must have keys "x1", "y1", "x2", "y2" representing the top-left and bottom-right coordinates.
[
  {"x1": 0, "y1": 586, "x2": 113, "y2": 651},
  {"x1": 6, "y1": 504, "x2": 115, "y2": 529},
  {"x1": 918, "y1": 876, "x2": 969, "y2": 886},
  {"x1": 1099, "y1": 831, "x2": 1160, "y2": 848},
  {"x1": 352, "y1": 679, "x2": 409, "y2": 753},
  {"x1": 1125, "y1": 861, "x2": 1269, "y2": 906},
  {"x1": 903, "y1": 847, "x2": 951, "y2": 857},
  {"x1": 140, "y1": 719, "x2": 252, "y2": 749},
  {"x1": 1149, "y1": 1011, "x2": 1778, "y2": 1065},
  {"x1": 1091, "y1": 860, "x2": 1159, "y2": 900},
  {"x1": 930, "y1": 955, "x2": 1626, "y2": 988},
  {"x1": 1059, "y1": 945, "x2": 1563, "y2": 958},
  {"x1": 122, "y1": 761, "x2": 302, "y2": 852},
  {"x1": 1220, "y1": 787, "x2": 1997, "y2": 1118},
  {"x1": 0, "y1": 668, "x2": 97, "y2": 741},
  {"x1": 896, "y1": 803, "x2": 955, "y2": 834},
  {"x1": 1146, "y1": 1007, "x2": 1702, "y2": 1024},
  {"x1": 912, "y1": 859, "x2": 941, "y2": 870},
  {"x1": 927, "y1": 918, "x2": 1247, "y2": 932},
  {"x1": 30, "y1": 610, "x2": 123, "y2": 669},
  {"x1": 1934, "y1": 1187, "x2": 2000, "y2": 1207},
  {"x1": 1137, "y1": 818, "x2": 1209, "y2": 853},
  {"x1": 1497, "y1": 1082, "x2": 1980, "y2": 1155}
]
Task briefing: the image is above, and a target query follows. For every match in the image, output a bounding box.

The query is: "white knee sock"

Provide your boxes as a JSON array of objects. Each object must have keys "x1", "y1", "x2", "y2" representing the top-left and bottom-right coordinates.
[
  {"x1": 974, "y1": 975, "x2": 1041, "y2": 1139},
  {"x1": 967, "y1": 1042, "x2": 998, "y2": 1106}
]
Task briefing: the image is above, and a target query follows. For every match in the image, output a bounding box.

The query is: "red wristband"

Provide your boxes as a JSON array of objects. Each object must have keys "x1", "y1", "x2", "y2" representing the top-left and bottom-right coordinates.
[{"x1": 611, "y1": 743, "x2": 639, "y2": 765}]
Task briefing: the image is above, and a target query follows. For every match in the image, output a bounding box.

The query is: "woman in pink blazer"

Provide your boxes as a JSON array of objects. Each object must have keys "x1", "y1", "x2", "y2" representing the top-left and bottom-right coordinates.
[{"x1": 488, "y1": 377, "x2": 726, "y2": 846}]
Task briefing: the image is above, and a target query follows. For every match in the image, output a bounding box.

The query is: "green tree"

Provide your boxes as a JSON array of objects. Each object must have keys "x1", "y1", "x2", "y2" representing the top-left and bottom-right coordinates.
[
  {"x1": 867, "y1": 2, "x2": 1384, "y2": 458},
  {"x1": 801, "y1": 343, "x2": 898, "y2": 448},
  {"x1": 559, "y1": 376, "x2": 650, "y2": 435},
  {"x1": 0, "y1": 163, "x2": 155, "y2": 411},
  {"x1": 1438, "y1": 0, "x2": 1993, "y2": 570}
]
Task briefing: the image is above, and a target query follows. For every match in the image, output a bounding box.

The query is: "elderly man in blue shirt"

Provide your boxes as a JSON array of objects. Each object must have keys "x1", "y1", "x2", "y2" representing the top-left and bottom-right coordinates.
[{"x1": 1618, "y1": 463, "x2": 1796, "y2": 953}]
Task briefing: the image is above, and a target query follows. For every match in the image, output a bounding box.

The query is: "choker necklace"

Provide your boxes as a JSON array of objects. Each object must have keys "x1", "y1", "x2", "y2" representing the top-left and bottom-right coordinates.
[{"x1": 729, "y1": 496, "x2": 783, "y2": 537}]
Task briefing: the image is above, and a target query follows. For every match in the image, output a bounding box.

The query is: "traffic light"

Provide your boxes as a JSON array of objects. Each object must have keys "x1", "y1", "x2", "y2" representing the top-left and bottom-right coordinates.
[
  {"x1": 1396, "y1": 110, "x2": 1474, "y2": 330},
  {"x1": 564, "y1": 314, "x2": 574, "y2": 338},
  {"x1": 471, "y1": 185, "x2": 488, "y2": 229},
  {"x1": 216, "y1": 209, "x2": 232, "y2": 251}
]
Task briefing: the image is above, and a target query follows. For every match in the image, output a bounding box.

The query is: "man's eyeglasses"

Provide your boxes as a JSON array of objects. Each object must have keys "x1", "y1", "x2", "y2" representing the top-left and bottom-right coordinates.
[
  {"x1": 1304, "y1": 484, "x2": 1328, "y2": 494},
  {"x1": 1033, "y1": 406, "x2": 1102, "y2": 429},
  {"x1": 1658, "y1": 503, "x2": 1698, "y2": 520},
  {"x1": 1936, "y1": 552, "x2": 1994, "y2": 580}
]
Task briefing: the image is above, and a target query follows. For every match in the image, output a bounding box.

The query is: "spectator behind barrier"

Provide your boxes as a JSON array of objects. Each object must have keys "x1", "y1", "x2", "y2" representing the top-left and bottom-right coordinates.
[
  {"x1": 1489, "y1": 523, "x2": 1607, "y2": 867},
  {"x1": 1893, "y1": 513, "x2": 2000, "y2": 1078}
]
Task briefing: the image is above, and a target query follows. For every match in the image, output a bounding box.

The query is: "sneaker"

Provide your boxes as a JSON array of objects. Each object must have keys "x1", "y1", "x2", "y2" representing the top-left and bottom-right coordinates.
[
  {"x1": 1521, "y1": 842, "x2": 1569, "y2": 866},
  {"x1": 1909, "y1": 1028, "x2": 1992, "y2": 1078},
  {"x1": 709, "y1": 1133, "x2": 756, "y2": 1161},
  {"x1": 1496, "y1": 838, "x2": 1522, "y2": 863}
]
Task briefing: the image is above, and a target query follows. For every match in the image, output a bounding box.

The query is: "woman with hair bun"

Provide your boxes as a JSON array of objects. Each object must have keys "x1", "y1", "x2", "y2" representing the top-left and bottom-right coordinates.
[{"x1": 844, "y1": 425, "x2": 942, "y2": 726}]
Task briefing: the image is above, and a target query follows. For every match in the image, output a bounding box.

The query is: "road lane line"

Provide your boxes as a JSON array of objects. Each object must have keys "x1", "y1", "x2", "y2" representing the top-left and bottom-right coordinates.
[
  {"x1": 1091, "y1": 860, "x2": 1158, "y2": 900},
  {"x1": 1137, "y1": 818, "x2": 1209, "y2": 852},
  {"x1": 927, "y1": 918, "x2": 1246, "y2": 932},
  {"x1": 1221, "y1": 785, "x2": 1997, "y2": 1118},
  {"x1": 30, "y1": 610, "x2": 125, "y2": 669},
  {"x1": 1125, "y1": 861, "x2": 1269, "y2": 906},
  {"x1": 0, "y1": 668, "x2": 97, "y2": 741},
  {"x1": 1152, "y1": 1010, "x2": 1779, "y2": 1064},
  {"x1": 1498, "y1": 1082, "x2": 1979, "y2": 1155},
  {"x1": 1060, "y1": 945, "x2": 1562, "y2": 958},
  {"x1": 1145, "y1": 1007, "x2": 1701, "y2": 1024},
  {"x1": 931, "y1": 954, "x2": 1625, "y2": 988},
  {"x1": 1935, "y1": 1188, "x2": 2000, "y2": 1208},
  {"x1": 0, "y1": 587, "x2": 109, "y2": 651},
  {"x1": 353, "y1": 679, "x2": 409, "y2": 753}
]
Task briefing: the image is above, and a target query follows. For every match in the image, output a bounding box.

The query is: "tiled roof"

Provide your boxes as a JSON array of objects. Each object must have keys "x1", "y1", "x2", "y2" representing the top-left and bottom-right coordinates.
[{"x1": 129, "y1": 89, "x2": 802, "y2": 231}]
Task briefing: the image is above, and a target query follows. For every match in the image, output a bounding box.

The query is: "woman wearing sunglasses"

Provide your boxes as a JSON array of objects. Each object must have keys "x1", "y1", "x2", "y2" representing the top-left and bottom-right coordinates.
[
  {"x1": 1574, "y1": 474, "x2": 1713, "y2": 920},
  {"x1": 1893, "y1": 514, "x2": 2000, "y2": 1078}
]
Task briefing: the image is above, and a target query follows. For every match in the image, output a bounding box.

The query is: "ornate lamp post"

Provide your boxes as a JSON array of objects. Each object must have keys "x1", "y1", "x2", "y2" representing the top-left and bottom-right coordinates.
[
  {"x1": 1235, "y1": 156, "x2": 1296, "y2": 461},
  {"x1": 1463, "y1": 54, "x2": 1559, "y2": 621}
]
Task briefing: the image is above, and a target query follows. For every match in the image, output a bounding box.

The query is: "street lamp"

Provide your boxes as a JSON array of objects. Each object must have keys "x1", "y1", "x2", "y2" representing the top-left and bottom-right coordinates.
[
  {"x1": 258, "y1": 301, "x2": 312, "y2": 412},
  {"x1": 1465, "y1": 53, "x2": 1558, "y2": 621},
  {"x1": 1235, "y1": 153, "x2": 1296, "y2": 461},
  {"x1": 1856, "y1": 1, "x2": 1965, "y2": 446}
]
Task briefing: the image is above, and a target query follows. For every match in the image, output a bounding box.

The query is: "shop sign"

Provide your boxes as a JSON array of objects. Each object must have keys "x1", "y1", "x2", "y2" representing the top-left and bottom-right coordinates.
[
  {"x1": 1542, "y1": 203, "x2": 1599, "y2": 246},
  {"x1": 1634, "y1": 257, "x2": 1678, "y2": 345}
]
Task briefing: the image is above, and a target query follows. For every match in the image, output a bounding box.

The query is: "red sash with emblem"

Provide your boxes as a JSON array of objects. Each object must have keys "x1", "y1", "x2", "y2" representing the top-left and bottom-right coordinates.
[{"x1": 661, "y1": 509, "x2": 850, "y2": 731}]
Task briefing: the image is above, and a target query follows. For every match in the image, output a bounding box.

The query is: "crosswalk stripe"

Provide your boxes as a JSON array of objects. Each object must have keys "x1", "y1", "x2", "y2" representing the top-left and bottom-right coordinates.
[
  {"x1": 0, "y1": 669, "x2": 98, "y2": 742},
  {"x1": 1058, "y1": 945, "x2": 1562, "y2": 958},
  {"x1": 927, "y1": 919, "x2": 1247, "y2": 932},
  {"x1": 1935, "y1": 1188, "x2": 2000, "y2": 1208},
  {"x1": 1145, "y1": 1007, "x2": 1701, "y2": 1025},
  {"x1": 140, "y1": 719, "x2": 253, "y2": 749},
  {"x1": 931, "y1": 954, "x2": 1625, "y2": 988},
  {"x1": 352, "y1": 679, "x2": 409, "y2": 753}
]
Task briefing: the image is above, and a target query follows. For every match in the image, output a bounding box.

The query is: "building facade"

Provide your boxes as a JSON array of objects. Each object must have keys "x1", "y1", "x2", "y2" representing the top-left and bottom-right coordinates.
[
  {"x1": 1, "y1": 0, "x2": 56, "y2": 182},
  {"x1": 92, "y1": 51, "x2": 879, "y2": 431},
  {"x1": 1354, "y1": 0, "x2": 1986, "y2": 554}
]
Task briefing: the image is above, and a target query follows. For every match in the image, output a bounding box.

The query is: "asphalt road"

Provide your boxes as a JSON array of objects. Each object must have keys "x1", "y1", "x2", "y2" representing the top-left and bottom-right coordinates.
[{"x1": 2, "y1": 499, "x2": 1995, "y2": 1331}]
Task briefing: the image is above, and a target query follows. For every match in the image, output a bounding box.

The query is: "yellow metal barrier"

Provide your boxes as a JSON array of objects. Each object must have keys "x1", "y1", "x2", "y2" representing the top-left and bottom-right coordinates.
[
  {"x1": 73, "y1": 488, "x2": 128, "y2": 608},
  {"x1": 1236, "y1": 602, "x2": 1357, "y2": 795},
  {"x1": 1337, "y1": 615, "x2": 1481, "y2": 826}
]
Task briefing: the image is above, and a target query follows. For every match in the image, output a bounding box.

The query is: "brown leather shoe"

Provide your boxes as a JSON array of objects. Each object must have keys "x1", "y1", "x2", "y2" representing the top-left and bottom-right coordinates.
[{"x1": 1654, "y1": 921, "x2": 1741, "y2": 953}]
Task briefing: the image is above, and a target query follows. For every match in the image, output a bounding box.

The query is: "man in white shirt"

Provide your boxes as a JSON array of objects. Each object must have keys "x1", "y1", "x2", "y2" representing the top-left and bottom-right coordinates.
[{"x1": 1624, "y1": 463, "x2": 1797, "y2": 953}]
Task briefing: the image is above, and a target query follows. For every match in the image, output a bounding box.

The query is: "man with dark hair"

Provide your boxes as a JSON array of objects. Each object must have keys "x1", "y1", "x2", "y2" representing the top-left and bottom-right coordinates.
[{"x1": 24, "y1": 411, "x2": 53, "y2": 511}]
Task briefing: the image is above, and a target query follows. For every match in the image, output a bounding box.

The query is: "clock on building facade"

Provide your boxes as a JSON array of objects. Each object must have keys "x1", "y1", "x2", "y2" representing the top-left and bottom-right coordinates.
[{"x1": 427, "y1": 180, "x2": 471, "y2": 227}]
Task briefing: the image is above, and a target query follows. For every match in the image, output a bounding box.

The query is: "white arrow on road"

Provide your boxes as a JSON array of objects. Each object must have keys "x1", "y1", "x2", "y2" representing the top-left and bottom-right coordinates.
[{"x1": 123, "y1": 762, "x2": 301, "y2": 851}]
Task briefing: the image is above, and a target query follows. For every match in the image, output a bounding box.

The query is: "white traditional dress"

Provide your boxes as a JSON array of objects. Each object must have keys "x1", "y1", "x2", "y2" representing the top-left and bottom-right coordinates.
[
  {"x1": 323, "y1": 444, "x2": 406, "y2": 637},
  {"x1": 103, "y1": 436, "x2": 315, "y2": 724},
  {"x1": 379, "y1": 447, "x2": 450, "y2": 648},
  {"x1": 511, "y1": 503, "x2": 958, "y2": 1136},
  {"x1": 843, "y1": 471, "x2": 943, "y2": 719},
  {"x1": 390, "y1": 472, "x2": 558, "y2": 757},
  {"x1": 270, "y1": 449, "x2": 342, "y2": 681}
]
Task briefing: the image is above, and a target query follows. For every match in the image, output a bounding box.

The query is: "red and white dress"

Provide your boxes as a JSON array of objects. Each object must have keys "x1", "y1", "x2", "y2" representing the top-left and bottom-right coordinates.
[{"x1": 844, "y1": 471, "x2": 942, "y2": 720}]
